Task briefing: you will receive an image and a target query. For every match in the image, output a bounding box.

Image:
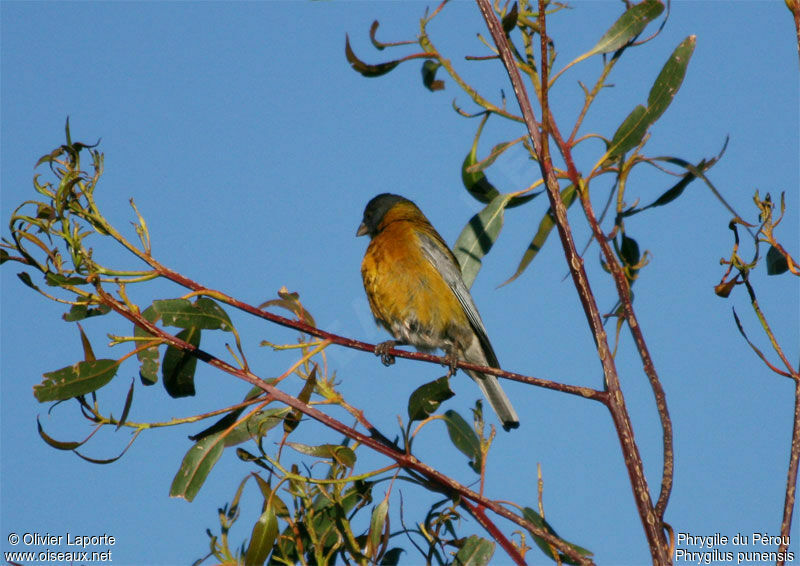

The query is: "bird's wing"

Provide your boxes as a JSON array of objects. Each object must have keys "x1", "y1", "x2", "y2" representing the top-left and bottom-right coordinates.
[{"x1": 418, "y1": 231, "x2": 499, "y2": 367}]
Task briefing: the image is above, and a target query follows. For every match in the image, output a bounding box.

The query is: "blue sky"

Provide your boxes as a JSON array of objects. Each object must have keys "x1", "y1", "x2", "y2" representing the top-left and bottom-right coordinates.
[{"x1": 1, "y1": 1, "x2": 798, "y2": 565}]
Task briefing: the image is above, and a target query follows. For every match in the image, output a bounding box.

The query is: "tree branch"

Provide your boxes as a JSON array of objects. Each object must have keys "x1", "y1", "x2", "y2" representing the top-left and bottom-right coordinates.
[
  {"x1": 474, "y1": 0, "x2": 669, "y2": 562},
  {"x1": 92, "y1": 281, "x2": 593, "y2": 565}
]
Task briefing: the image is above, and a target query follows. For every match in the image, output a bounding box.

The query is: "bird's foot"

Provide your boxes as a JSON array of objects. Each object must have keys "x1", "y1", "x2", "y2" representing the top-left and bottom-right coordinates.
[
  {"x1": 375, "y1": 340, "x2": 398, "y2": 366},
  {"x1": 443, "y1": 350, "x2": 460, "y2": 378}
]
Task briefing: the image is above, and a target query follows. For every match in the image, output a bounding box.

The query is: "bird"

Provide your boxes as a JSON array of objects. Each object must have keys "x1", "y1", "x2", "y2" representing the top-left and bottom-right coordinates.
[{"x1": 356, "y1": 193, "x2": 520, "y2": 431}]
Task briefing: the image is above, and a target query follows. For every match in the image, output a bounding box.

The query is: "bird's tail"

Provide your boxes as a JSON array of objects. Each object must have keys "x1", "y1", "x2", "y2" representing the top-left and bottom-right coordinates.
[{"x1": 464, "y1": 369, "x2": 520, "y2": 431}]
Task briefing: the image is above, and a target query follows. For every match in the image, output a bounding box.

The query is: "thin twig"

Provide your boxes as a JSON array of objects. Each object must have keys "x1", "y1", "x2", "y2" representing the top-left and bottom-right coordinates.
[
  {"x1": 778, "y1": 379, "x2": 800, "y2": 564},
  {"x1": 474, "y1": 0, "x2": 669, "y2": 561}
]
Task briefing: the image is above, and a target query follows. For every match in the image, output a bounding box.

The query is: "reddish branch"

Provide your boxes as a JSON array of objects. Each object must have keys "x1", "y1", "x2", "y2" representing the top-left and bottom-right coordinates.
[
  {"x1": 140, "y1": 259, "x2": 605, "y2": 403},
  {"x1": 92, "y1": 282, "x2": 592, "y2": 565},
  {"x1": 474, "y1": 0, "x2": 669, "y2": 562},
  {"x1": 779, "y1": 380, "x2": 800, "y2": 564}
]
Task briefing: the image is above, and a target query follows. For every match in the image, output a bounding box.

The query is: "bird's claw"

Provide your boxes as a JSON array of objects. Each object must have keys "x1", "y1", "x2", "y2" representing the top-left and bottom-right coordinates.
[
  {"x1": 375, "y1": 340, "x2": 397, "y2": 367},
  {"x1": 443, "y1": 351, "x2": 459, "y2": 378}
]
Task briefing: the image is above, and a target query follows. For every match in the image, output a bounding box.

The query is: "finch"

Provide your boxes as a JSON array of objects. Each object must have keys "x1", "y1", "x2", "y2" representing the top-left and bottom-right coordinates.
[{"x1": 357, "y1": 193, "x2": 520, "y2": 431}]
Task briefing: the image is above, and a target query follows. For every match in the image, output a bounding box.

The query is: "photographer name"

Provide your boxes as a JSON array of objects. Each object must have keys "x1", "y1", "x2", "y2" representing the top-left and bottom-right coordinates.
[{"x1": 23, "y1": 532, "x2": 116, "y2": 548}]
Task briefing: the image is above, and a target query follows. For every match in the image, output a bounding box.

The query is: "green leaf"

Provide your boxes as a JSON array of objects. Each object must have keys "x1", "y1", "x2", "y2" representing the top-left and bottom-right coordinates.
[
  {"x1": 45, "y1": 272, "x2": 88, "y2": 287},
  {"x1": 501, "y1": 3, "x2": 518, "y2": 34},
  {"x1": 169, "y1": 432, "x2": 225, "y2": 502},
  {"x1": 116, "y1": 379, "x2": 135, "y2": 431},
  {"x1": 244, "y1": 503, "x2": 279, "y2": 566},
  {"x1": 587, "y1": 0, "x2": 664, "y2": 55},
  {"x1": 522, "y1": 507, "x2": 593, "y2": 565},
  {"x1": 619, "y1": 170, "x2": 697, "y2": 218},
  {"x1": 0, "y1": 248, "x2": 10, "y2": 264},
  {"x1": 461, "y1": 114, "x2": 500, "y2": 204},
  {"x1": 62, "y1": 302, "x2": 111, "y2": 322},
  {"x1": 647, "y1": 36, "x2": 696, "y2": 117},
  {"x1": 17, "y1": 272, "x2": 41, "y2": 292},
  {"x1": 286, "y1": 443, "x2": 357, "y2": 468},
  {"x1": 162, "y1": 326, "x2": 201, "y2": 398},
  {"x1": 607, "y1": 104, "x2": 648, "y2": 160},
  {"x1": 442, "y1": 410, "x2": 481, "y2": 473},
  {"x1": 421, "y1": 60, "x2": 444, "y2": 91},
  {"x1": 407, "y1": 375, "x2": 455, "y2": 422},
  {"x1": 453, "y1": 193, "x2": 514, "y2": 289},
  {"x1": 135, "y1": 305, "x2": 160, "y2": 385},
  {"x1": 284, "y1": 365, "x2": 316, "y2": 433},
  {"x1": 453, "y1": 535, "x2": 495, "y2": 566},
  {"x1": 462, "y1": 150, "x2": 500, "y2": 205},
  {"x1": 77, "y1": 323, "x2": 96, "y2": 362},
  {"x1": 366, "y1": 499, "x2": 389, "y2": 558},
  {"x1": 345, "y1": 34, "x2": 400, "y2": 77},
  {"x1": 37, "y1": 417, "x2": 83, "y2": 450},
  {"x1": 369, "y1": 20, "x2": 386, "y2": 50},
  {"x1": 224, "y1": 407, "x2": 291, "y2": 447},
  {"x1": 620, "y1": 234, "x2": 640, "y2": 267},
  {"x1": 466, "y1": 139, "x2": 518, "y2": 176},
  {"x1": 259, "y1": 288, "x2": 316, "y2": 326},
  {"x1": 34, "y1": 359, "x2": 118, "y2": 402},
  {"x1": 380, "y1": 548, "x2": 404, "y2": 566},
  {"x1": 766, "y1": 245, "x2": 789, "y2": 275},
  {"x1": 607, "y1": 36, "x2": 696, "y2": 160},
  {"x1": 501, "y1": 185, "x2": 577, "y2": 287},
  {"x1": 152, "y1": 297, "x2": 233, "y2": 331}
]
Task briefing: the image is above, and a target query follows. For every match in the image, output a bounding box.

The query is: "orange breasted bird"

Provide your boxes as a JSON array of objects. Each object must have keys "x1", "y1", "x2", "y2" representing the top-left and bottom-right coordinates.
[{"x1": 357, "y1": 193, "x2": 520, "y2": 431}]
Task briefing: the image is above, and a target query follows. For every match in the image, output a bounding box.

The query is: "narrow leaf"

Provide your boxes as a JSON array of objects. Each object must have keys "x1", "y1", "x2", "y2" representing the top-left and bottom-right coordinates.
[
  {"x1": 620, "y1": 234, "x2": 640, "y2": 267},
  {"x1": 380, "y1": 548, "x2": 405, "y2": 565},
  {"x1": 169, "y1": 432, "x2": 225, "y2": 501},
  {"x1": 34, "y1": 359, "x2": 118, "y2": 402},
  {"x1": 259, "y1": 288, "x2": 316, "y2": 326},
  {"x1": 135, "y1": 305, "x2": 160, "y2": 385},
  {"x1": 442, "y1": 410, "x2": 481, "y2": 472},
  {"x1": 647, "y1": 36, "x2": 696, "y2": 119},
  {"x1": 453, "y1": 535, "x2": 495, "y2": 566},
  {"x1": 284, "y1": 365, "x2": 316, "y2": 433},
  {"x1": 153, "y1": 298, "x2": 232, "y2": 331},
  {"x1": 461, "y1": 114, "x2": 500, "y2": 204},
  {"x1": 407, "y1": 375, "x2": 455, "y2": 422},
  {"x1": 37, "y1": 417, "x2": 83, "y2": 450},
  {"x1": 421, "y1": 60, "x2": 444, "y2": 91},
  {"x1": 345, "y1": 34, "x2": 401, "y2": 77},
  {"x1": 607, "y1": 36, "x2": 695, "y2": 160},
  {"x1": 501, "y1": 3, "x2": 519, "y2": 33},
  {"x1": 588, "y1": 0, "x2": 664, "y2": 55},
  {"x1": 607, "y1": 104, "x2": 648, "y2": 160},
  {"x1": 77, "y1": 323, "x2": 96, "y2": 362},
  {"x1": 45, "y1": 272, "x2": 88, "y2": 287},
  {"x1": 462, "y1": 152, "x2": 500, "y2": 205},
  {"x1": 224, "y1": 407, "x2": 291, "y2": 447},
  {"x1": 369, "y1": 20, "x2": 386, "y2": 50},
  {"x1": 522, "y1": 507, "x2": 593, "y2": 564},
  {"x1": 501, "y1": 185, "x2": 577, "y2": 287},
  {"x1": 714, "y1": 278, "x2": 737, "y2": 298},
  {"x1": 116, "y1": 379, "x2": 135, "y2": 431},
  {"x1": 63, "y1": 302, "x2": 111, "y2": 322},
  {"x1": 162, "y1": 327, "x2": 201, "y2": 398},
  {"x1": 286, "y1": 443, "x2": 357, "y2": 468},
  {"x1": 466, "y1": 139, "x2": 519, "y2": 175},
  {"x1": 766, "y1": 245, "x2": 789, "y2": 275},
  {"x1": 17, "y1": 272, "x2": 41, "y2": 292},
  {"x1": 244, "y1": 504, "x2": 279, "y2": 566},
  {"x1": 454, "y1": 193, "x2": 514, "y2": 289},
  {"x1": 366, "y1": 499, "x2": 389, "y2": 558}
]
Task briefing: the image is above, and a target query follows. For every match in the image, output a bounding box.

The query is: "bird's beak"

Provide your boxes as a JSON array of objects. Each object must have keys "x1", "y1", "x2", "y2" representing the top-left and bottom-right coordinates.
[{"x1": 356, "y1": 222, "x2": 369, "y2": 237}]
